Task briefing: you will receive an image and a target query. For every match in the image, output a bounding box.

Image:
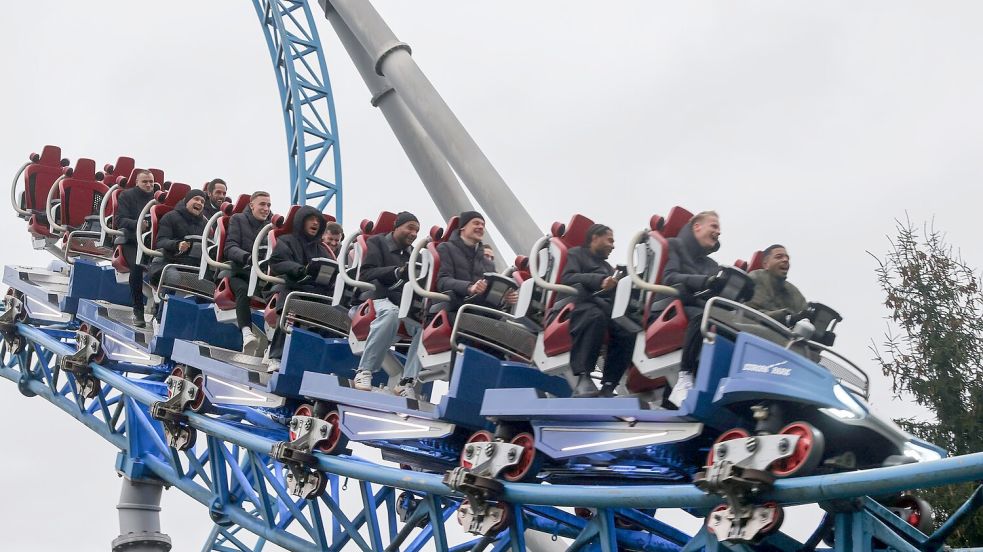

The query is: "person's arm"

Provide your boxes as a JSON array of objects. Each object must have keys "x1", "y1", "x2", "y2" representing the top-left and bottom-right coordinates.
[
  {"x1": 155, "y1": 213, "x2": 181, "y2": 253},
  {"x1": 436, "y1": 243, "x2": 473, "y2": 297},
  {"x1": 269, "y1": 239, "x2": 304, "y2": 278},
  {"x1": 560, "y1": 252, "x2": 605, "y2": 292},
  {"x1": 662, "y1": 245, "x2": 709, "y2": 292},
  {"x1": 359, "y1": 238, "x2": 400, "y2": 285},
  {"x1": 224, "y1": 217, "x2": 250, "y2": 266}
]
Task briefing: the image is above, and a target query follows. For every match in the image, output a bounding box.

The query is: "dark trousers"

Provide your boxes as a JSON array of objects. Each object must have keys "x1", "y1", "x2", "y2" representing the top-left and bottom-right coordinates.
[
  {"x1": 228, "y1": 275, "x2": 251, "y2": 329},
  {"x1": 122, "y1": 244, "x2": 145, "y2": 312},
  {"x1": 680, "y1": 312, "x2": 704, "y2": 375},
  {"x1": 568, "y1": 303, "x2": 634, "y2": 384}
]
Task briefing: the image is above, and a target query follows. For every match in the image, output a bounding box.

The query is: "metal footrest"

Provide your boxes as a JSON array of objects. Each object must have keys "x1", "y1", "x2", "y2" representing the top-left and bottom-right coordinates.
[
  {"x1": 456, "y1": 313, "x2": 536, "y2": 360},
  {"x1": 284, "y1": 297, "x2": 351, "y2": 336}
]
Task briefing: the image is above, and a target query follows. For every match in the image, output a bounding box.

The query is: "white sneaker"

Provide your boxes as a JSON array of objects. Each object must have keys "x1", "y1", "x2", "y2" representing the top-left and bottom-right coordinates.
[
  {"x1": 668, "y1": 372, "x2": 694, "y2": 408},
  {"x1": 266, "y1": 358, "x2": 281, "y2": 373},
  {"x1": 352, "y1": 369, "x2": 374, "y2": 391},
  {"x1": 396, "y1": 379, "x2": 418, "y2": 400},
  {"x1": 242, "y1": 329, "x2": 259, "y2": 353}
]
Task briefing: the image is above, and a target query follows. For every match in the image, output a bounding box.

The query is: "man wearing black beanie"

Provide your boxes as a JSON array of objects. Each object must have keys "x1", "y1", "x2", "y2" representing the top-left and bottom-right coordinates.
[{"x1": 352, "y1": 211, "x2": 425, "y2": 395}]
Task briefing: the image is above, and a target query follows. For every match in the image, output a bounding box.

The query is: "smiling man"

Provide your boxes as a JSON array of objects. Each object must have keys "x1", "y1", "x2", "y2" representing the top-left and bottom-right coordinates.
[{"x1": 746, "y1": 244, "x2": 807, "y2": 323}]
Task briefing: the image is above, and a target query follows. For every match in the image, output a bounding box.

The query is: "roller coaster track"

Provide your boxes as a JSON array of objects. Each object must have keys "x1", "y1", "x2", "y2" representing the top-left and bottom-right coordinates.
[{"x1": 2, "y1": 322, "x2": 981, "y2": 551}]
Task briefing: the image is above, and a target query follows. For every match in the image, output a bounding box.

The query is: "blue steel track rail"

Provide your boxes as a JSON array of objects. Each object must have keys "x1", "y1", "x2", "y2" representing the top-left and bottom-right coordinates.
[
  {"x1": 253, "y1": 0, "x2": 343, "y2": 219},
  {"x1": 2, "y1": 322, "x2": 982, "y2": 551}
]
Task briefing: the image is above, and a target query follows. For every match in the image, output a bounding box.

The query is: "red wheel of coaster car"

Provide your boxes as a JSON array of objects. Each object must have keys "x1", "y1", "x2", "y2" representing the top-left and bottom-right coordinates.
[
  {"x1": 893, "y1": 494, "x2": 934, "y2": 534},
  {"x1": 190, "y1": 374, "x2": 208, "y2": 413},
  {"x1": 460, "y1": 430, "x2": 494, "y2": 469},
  {"x1": 705, "y1": 504, "x2": 730, "y2": 535},
  {"x1": 316, "y1": 411, "x2": 348, "y2": 455},
  {"x1": 758, "y1": 501, "x2": 784, "y2": 537},
  {"x1": 502, "y1": 432, "x2": 542, "y2": 483},
  {"x1": 291, "y1": 404, "x2": 315, "y2": 441},
  {"x1": 707, "y1": 428, "x2": 751, "y2": 466},
  {"x1": 167, "y1": 366, "x2": 186, "y2": 398},
  {"x1": 769, "y1": 422, "x2": 825, "y2": 477}
]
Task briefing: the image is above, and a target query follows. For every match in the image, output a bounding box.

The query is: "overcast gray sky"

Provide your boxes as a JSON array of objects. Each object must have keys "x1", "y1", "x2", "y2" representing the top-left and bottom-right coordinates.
[{"x1": 1, "y1": 1, "x2": 981, "y2": 550}]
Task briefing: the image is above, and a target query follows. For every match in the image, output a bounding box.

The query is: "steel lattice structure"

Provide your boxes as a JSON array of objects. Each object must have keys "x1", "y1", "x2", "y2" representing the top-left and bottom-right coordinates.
[{"x1": 253, "y1": 0, "x2": 343, "y2": 219}]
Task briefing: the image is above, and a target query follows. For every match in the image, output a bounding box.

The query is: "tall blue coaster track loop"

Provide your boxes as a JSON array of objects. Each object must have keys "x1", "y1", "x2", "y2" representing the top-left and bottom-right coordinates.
[{"x1": 253, "y1": 0, "x2": 342, "y2": 219}]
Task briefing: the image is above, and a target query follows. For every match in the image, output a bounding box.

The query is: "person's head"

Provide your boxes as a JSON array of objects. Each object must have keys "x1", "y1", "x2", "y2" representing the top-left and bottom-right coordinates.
[
  {"x1": 206, "y1": 178, "x2": 227, "y2": 205},
  {"x1": 458, "y1": 211, "x2": 486, "y2": 245},
  {"x1": 392, "y1": 211, "x2": 420, "y2": 248},
  {"x1": 302, "y1": 214, "x2": 321, "y2": 237},
  {"x1": 691, "y1": 210, "x2": 721, "y2": 250},
  {"x1": 183, "y1": 190, "x2": 207, "y2": 216},
  {"x1": 482, "y1": 244, "x2": 495, "y2": 262},
  {"x1": 248, "y1": 191, "x2": 271, "y2": 221},
  {"x1": 323, "y1": 221, "x2": 343, "y2": 250},
  {"x1": 133, "y1": 170, "x2": 155, "y2": 193},
  {"x1": 584, "y1": 223, "x2": 614, "y2": 260},
  {"x1": 762, "y1": 244, "x2": 791, "y2": 279}
]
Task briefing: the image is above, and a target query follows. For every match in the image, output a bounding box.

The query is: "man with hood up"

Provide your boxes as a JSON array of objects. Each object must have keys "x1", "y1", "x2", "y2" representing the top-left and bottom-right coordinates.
[
  {"x1": 350, "y1": 211, "x2": 424, "y2": 395},
  {"x1": 114, "y1": 169, "x2": 157, "y2": 328},
  {"x1": 148, "y1": 189, "x2": 208, "y2": 285},
  {"x1": 662, "y1": 210, "x2": 722, "y2": 407},
  {"x1": 221, "y1": 191, "x2": 272, "y2": 352},
  {"x1": 266, "y1": 205, "x2": 332, "y2": 364}
]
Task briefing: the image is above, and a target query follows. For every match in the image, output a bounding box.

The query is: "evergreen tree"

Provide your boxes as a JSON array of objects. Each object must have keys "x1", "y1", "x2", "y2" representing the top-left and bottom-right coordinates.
[{"x1": 871, "y1": 219, "x2": 983, "y2": 546}]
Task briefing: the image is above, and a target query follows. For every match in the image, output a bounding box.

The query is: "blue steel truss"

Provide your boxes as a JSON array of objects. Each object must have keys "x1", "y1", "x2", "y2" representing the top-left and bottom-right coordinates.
[
  {"x1": 2, "y1": 321, "x2": 982, "y2": 551},
  {"x1": 253, "y1": 0, "x2": 343, "y2": 220}
]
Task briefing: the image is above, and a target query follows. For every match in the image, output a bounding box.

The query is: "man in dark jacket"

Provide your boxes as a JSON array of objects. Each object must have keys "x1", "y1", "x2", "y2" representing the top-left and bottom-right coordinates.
[
  {"x1": 221, "y1": 191, "x2": 272, "y2": 351},
  {"x1": 203, "y1": 178, "x2": 227, "y2": 219},
  {"x1": 662, "y1": 210, "x2": 721, "y2": 407},
  {"x1": 746, "y1": 244, "x2": 807, "y2": 324},
  {"x1": 322, "y1": 221, "x2": 343, "y2": 259},
  {"x1": 398, "y1": 211, "x2": 516, "y2": 392},
  {"x1": 266, "y1": 205, "x2": 332, "y2": 363},
  {"x1": 148, "y1": 190, "x2": 208, "y2": 285},
  {"x1": 114, "y1": 170, "x2": 157, "y2": 327},
  {"x1": 351, "y1": 211, "x2": 422, "y2": 393},
  {"x1": 560, "y1": 223, "x2": 634, "y2": 397}
]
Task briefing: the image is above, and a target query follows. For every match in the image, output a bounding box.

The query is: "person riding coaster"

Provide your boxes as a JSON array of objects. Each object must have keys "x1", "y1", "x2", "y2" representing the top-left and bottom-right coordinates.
[{"x1": 448, "y1": 208, "x2": 945, "y2": 541}]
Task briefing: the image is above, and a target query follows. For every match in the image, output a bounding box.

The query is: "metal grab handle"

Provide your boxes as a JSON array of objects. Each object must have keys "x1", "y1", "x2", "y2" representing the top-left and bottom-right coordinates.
[
  {"x1": 99, "y1": 184, "x2": 122, "y2": 237},
  {"x1": 408, "y1": 236, "x2": 450, "y2": 302},
  {"x1": 135, "y1": 199, "x2": 163, "y2": 263},
  {"x1": 201, "y1": 211, "x2": 232, "y2": 276},
  {"x1": 626, "y1": 229, "x2": 679, "y2": 296},
  {"x1": 44, "y1": 174, "x2": 68, "y2": 234},
  {"x1": 251, "y1": 223, "x2": 285, "y2": 285},
  {"x1": 10, "y1": 161, "x2": 30, "y2": 217},
  {"x1": 336, "y1": 230, "x2": 375, "y2": 291},
  {"x1": 526, "y1": 234, "x2": 578, "y2": 296}
]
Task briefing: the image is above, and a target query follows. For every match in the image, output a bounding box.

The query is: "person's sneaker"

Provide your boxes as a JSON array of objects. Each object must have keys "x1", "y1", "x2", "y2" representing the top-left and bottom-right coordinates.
[
  {"x1": 598, "y1": 381, "x2": 617, "y2": 398},
  {"x1": 573, "y1": 374, "x2": 599, "y2": 398},
  {"x1": 241, "y1": 329, "x2": 259, "y2": 354},
  {"x1": 132, "y1": 309, "x2": 146, "y2": 329},
  {"x1": 668, "y1": 372, "x2": 694, "y2": 408},
  {"x1": 395, "y1": 378, "x2": 418, "y2": 400},
  {"x1": 352, "y1": 369, "x2": 374, "y2": 391},
  {"x1": 266, "y1": 358, "x2": 281, "y2": 373}
]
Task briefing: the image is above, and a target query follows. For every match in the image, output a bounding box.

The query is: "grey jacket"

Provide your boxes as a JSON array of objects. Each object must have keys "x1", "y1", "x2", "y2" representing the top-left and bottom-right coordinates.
[
  {"x1": 664, "y1": 223, "x2": 720, "y2": 293},
  {"x1": 746, "y1": 269, "x2": 807, "y2": 321}
]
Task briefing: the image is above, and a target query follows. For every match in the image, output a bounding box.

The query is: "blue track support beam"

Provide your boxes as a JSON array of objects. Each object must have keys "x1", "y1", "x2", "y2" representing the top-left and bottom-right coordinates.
[{"x1": 252, "y1": 0, "x2": 343, "y2": 219}]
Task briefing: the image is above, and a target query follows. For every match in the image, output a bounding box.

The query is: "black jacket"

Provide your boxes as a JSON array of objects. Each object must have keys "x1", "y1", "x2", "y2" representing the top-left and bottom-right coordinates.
[
  {"x1": 156, "y1": 194, "x2": 207, "y2": 263},
  {"x1": 115, "y1": 186, "x2": 155, "y2": 244},
  {"x1": 359, "y1": 232, "x2": 411, "y2": 304},
  {"x1": 269, "y1": 205, "x2": 329, "y2": 283},
  {"x1": 225, "y1": 209, "x2": 268, "y2": 268},
  {"x1": 203, "y1": 200, "x2": 223, "y2": 220},
  {"x1": 436, "y1": 233, "x2": 495, "y2": 308},
  {"x1": 663, "y1": 223, "x2": 720, "y2": 293},
  {"x1": 560, "y1": 245, "x2": 617, "y2": 313}
]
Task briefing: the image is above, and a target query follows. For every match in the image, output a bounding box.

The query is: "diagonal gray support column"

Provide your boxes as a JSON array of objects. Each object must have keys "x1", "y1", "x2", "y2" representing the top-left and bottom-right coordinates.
[
  {"x1": 112, "y1": 477, "x2": 171, "y2": 552},
  {"x1": 325, "y1": 0, "x2": 542, "y2": 256},
  {"x1": 319, "y1": 0, "x2": 505, "y2": 269}
]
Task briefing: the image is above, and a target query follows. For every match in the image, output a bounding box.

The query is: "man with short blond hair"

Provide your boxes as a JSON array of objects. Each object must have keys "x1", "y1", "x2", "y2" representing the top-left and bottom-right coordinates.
[{"x1": 222, "y1": 191, "x2": 272, "y2": 352}]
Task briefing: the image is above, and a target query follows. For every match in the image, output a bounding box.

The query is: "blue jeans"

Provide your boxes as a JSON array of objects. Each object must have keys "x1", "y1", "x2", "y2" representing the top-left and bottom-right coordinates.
[{"x1": 357, "y1": 298, "x2": 422, "y2": 379}]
